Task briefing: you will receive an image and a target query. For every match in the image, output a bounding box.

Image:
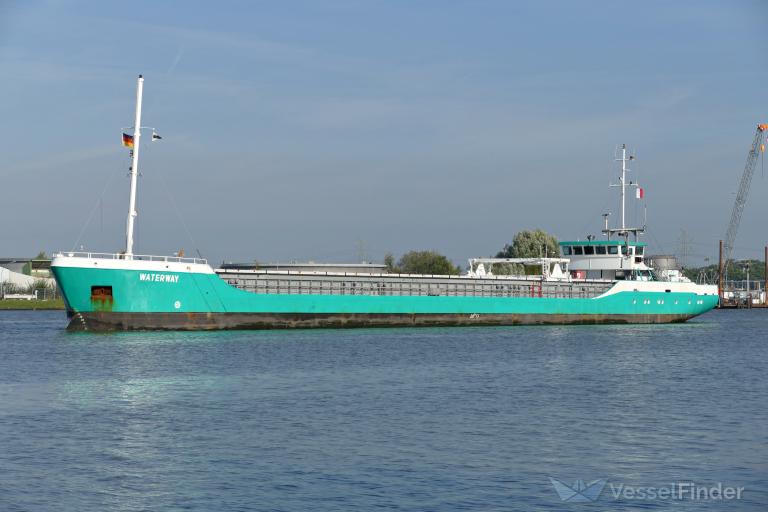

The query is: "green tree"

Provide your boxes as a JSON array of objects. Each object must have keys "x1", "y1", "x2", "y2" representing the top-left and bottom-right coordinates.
[
  {"x1": 383, "y1": 253, "x2": 397, "y2": 273},
  {"x1": 496, "y1": 229, "x2": 559, "y2": 259},
  {"x1": 395, "y1": 250, "x2": 460, "y2": 275},
  {"x1": 492, "y1": 229, "x2": 560, "y2": 275}
]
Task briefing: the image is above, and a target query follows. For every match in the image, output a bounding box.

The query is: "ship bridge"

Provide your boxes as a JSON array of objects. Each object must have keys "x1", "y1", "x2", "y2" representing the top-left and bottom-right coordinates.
[{"x1": 560, "y1": 240, "x2": 650, "y2": 281}]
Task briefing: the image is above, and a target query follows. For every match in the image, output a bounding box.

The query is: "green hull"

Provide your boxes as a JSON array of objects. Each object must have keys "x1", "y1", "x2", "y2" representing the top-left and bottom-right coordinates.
[{"x1": 52, "y1": 265, "x2": 719, "y2": 331}]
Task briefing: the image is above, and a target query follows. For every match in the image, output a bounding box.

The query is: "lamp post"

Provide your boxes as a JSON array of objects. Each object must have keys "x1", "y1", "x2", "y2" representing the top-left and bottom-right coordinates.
[{"x1": 742, "y1": 261, "x2": 751, "y2": 307}]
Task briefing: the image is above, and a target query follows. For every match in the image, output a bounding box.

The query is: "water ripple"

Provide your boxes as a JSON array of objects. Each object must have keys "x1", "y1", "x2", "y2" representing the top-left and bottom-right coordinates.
[{"x1": 0, "y1": 310, "x2": 765, "y2": 511}]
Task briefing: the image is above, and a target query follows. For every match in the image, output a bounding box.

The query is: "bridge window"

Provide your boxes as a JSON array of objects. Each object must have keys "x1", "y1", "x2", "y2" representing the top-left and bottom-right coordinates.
[
  {"x1": 573, "y1": 246, "x2": 583, "y2": 255},
  {"x1": 635, "y1": 246, "x2": 644, "y2": 255},
  {"x1": 608, "y1": 246, "x2": 619, "y2": 255},
  {"x1": 561, "y1": 246, "x2": 572, "y2": 255},
  {"x1": 584, "y1": 246, "x2": 595, "y2": 255},
  {"x1": 596, "y1": 246, "x2": 606, "y2": 255}
]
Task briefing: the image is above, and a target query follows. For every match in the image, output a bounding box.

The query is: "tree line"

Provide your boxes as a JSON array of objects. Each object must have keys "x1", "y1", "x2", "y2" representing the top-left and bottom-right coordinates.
[
  {"x1": 683, "y1": 259, "x2": 766, "y2": 283},
  {"x1": 383, "y1": 229, "x2": 559, "y2": 275}
]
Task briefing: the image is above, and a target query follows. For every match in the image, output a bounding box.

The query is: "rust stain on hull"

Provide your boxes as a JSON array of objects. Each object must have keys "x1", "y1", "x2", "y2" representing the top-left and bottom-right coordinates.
[
  {"x1": 90, "y1": 286, "x2": 114, "y2": 312},
  {"x1": 66, "y1": 312, "x2": 694, "y2": 332}
]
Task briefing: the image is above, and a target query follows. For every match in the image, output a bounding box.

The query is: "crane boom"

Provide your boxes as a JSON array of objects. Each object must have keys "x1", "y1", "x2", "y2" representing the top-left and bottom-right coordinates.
[{"x1": 723, "y1": 124, "x2": 767, "y2": 265}]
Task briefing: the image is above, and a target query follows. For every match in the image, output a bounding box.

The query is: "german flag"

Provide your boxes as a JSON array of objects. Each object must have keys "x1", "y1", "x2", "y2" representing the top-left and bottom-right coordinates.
[{"x1": 122, "y1": 132, "x2": 134, "y2": 149}]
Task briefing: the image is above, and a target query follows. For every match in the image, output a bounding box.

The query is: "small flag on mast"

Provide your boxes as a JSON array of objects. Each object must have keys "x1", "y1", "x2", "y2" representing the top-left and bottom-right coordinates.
[
  {"x1": 636, "y1": 187, "x2": 644, "y2": 199},
  {"x1": 151, "y1": 130, "x2": 162, "y2": 141},
  {"x1": 122, "y1": 133, "x2": 134, "y2": 149}
]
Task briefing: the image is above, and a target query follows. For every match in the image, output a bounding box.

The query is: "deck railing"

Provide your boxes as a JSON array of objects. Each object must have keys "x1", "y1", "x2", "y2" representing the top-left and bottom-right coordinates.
[
  {"x1": 54, "y1": 251, "x2": 207, "y2": 265},
  {"x1": 216, "y1": 273, "x2": 612, "y2": 299}
]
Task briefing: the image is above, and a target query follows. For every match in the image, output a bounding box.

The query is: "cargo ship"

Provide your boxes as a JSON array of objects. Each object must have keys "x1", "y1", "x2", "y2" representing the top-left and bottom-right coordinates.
[{"x1": 51, "y1": 76, "x2": 719, "y2": 331}]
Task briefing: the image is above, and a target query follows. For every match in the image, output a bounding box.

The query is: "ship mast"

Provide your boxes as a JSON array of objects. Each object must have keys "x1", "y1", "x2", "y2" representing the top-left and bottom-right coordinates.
[
  {"x1": 125, "y1": 75, "x2": 144, "y2": 258},
  {"x1": 620, "y1": 144, "x2": 627, "y2": 231},
  {"x1": 605, "y1": 143, "x2": 644, "y2": 241}
]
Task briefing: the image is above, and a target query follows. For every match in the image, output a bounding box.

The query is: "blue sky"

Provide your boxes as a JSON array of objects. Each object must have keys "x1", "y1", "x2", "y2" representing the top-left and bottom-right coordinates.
[{"x1": 1, "y1": 0, "x2": 767, "y2": 266}]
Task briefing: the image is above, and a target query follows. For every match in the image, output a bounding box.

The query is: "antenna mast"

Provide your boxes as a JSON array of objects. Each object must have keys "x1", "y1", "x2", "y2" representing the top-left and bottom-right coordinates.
[
  {"x1": 604, "y1": 144, "x2": 644, "y2": 241},
  {"x1": 620, "y1": 144, "x2": 628, "y2": 231},
  {"x1": 125, "y1": 75, "x2": 144, "y2": 258}
]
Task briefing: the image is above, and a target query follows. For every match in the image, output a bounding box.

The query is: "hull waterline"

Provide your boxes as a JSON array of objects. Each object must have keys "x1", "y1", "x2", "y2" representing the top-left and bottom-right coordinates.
[{"x1": 66, "y1": 311, "x2": 696, "y2": 331}]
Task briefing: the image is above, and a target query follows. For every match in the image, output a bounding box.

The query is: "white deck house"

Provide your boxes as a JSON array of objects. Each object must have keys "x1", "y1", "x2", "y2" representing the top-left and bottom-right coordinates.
[{"x1": 560, "y1": 240, "x2": 651, "y2": 281}]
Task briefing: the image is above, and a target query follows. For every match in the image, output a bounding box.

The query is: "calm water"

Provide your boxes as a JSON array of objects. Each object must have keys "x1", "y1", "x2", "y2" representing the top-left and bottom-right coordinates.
[{"x1": 0, "y1": 310, "x2": 766, "y2": 511}]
